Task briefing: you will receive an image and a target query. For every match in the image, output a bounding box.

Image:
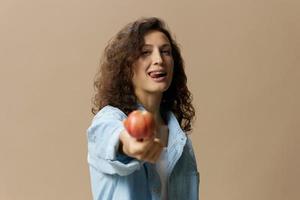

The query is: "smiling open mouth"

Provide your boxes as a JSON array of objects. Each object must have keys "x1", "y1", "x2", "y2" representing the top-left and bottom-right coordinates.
[{"x1": 148, "y1": 71, "x2": 167, "y2": 78}]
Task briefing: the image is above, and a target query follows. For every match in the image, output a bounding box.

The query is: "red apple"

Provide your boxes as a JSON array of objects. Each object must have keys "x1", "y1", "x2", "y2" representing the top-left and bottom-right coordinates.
[{"x1": 123, "y1": 110, "x2": 155, "y2": 139}]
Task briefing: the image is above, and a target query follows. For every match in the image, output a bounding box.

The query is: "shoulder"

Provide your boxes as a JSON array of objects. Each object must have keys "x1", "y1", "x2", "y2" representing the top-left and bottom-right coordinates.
[
  {"x1": 93, "y1": 105, "x2": 127, "y2": 121},
  {"x1": 87, "y1": 105, "x2": 127, "y2": 142}
]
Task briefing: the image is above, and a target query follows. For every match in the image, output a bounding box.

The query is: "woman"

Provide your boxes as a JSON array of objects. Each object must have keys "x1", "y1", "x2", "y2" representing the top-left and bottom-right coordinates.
[{"x1": 87, "y1": 17, "x2": 199, "y2": 200}]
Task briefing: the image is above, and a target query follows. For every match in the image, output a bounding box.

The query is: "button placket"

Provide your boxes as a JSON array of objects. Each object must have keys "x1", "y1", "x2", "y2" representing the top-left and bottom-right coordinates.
[{"x1": 146, "y1": 164, "x2": 162, "y2": 197}]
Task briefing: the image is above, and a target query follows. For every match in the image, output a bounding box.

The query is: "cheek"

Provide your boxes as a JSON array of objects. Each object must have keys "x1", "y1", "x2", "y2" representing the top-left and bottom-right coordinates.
[
  {"x1": 132, "y1": 64, "x2": 142, "y2": 79},
  {"x1": 133, "y1": 60, "x2": 148, "y2": 75},
  {"x1": 131, "y1": 69, "x2": 140, "y2": 87},
  {"x1": 132, "y1": 65, "x2": 148, "y2": 88}
]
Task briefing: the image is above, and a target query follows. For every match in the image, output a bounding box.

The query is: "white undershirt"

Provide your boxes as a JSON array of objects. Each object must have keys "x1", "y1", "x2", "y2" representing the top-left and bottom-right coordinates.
[{"x1": 155, "y1": 147, "x2": 168, "y2": 200}]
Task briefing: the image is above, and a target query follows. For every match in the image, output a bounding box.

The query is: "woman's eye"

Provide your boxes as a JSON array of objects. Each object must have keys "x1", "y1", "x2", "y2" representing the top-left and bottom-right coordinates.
[
  {"x1": 161, "y1": 50, "x2": 171, "y2": 55},
  {"x1": 141, "y1": 51, "x2": 151, "y2": 56}
]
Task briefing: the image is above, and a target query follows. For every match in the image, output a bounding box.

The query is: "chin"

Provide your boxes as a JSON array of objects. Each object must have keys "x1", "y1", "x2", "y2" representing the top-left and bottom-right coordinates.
[
  {"x1": 146, "y1": 81, "x2": 172, "y2": 94},
  {"x1": 150, "y1": 86, "x2": 169, "y2": 93}
]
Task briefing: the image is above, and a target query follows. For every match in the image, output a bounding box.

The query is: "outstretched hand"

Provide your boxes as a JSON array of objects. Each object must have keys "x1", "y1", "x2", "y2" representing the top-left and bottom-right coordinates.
[{"x1": 119, "y1": 130, "x2": 163, "y2": 164}]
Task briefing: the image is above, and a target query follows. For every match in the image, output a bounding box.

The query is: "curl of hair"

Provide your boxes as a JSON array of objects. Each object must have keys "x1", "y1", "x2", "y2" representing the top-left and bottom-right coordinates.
[{"x1": 92, "y1": 17, "x2": 195, "y2": 132}]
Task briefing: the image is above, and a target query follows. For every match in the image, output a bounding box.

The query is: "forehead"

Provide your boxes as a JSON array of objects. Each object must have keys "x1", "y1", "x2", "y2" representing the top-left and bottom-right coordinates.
[{"x1": 143, "y1": 30, "x2": 171, "y2": 45}]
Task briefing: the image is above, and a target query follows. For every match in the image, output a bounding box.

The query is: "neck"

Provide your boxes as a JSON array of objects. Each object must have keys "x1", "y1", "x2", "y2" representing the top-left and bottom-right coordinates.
[{"x1": 136, "y1": 92, "x2": 164, "y2": 125}]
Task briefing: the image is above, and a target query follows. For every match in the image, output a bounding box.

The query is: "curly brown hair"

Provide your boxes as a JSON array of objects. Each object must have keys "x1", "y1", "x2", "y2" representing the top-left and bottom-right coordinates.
[{"x1": 92, "y1": 17, "x2": 195, "y2": 132}]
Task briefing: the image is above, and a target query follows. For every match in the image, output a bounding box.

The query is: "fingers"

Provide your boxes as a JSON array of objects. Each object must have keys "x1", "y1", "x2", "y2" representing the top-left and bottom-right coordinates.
[
  {"x1": 136, "y1": 138, "x2": 164, "y2": 163},
  {"x1": 120, "y1": 130, "x2": 163, "y2": 163},
  {"x1": 119, "y1": 130, "x2": 164, "y2": 163},
  {"x1": 142, "y1": 138, "x2": 164, "y2": 163}
]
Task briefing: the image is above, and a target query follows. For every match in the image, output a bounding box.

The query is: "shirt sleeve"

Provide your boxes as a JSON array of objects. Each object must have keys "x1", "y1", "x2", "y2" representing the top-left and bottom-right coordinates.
[{"x1": 87, "y1": 106, "x2": 141, "y2": 176}]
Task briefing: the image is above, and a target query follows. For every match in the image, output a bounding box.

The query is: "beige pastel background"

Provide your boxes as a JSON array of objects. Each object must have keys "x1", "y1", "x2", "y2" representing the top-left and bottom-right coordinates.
[{"x1": 0, "y1": 0, "x2": 299, "y2": 199}]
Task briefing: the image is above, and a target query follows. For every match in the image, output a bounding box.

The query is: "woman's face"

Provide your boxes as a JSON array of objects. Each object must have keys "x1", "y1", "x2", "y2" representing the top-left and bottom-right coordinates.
[{"x1": 132, "y1": 30, "x2": 174, "y2": 98}]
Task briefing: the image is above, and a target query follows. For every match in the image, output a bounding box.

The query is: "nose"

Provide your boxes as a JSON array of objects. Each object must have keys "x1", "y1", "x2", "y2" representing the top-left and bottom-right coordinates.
[{"x1": 152, "y1": 50, "x2": 163, "y2": 65}]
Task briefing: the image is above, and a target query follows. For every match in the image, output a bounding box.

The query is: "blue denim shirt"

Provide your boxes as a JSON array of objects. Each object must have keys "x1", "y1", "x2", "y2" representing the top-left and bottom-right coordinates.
[{"x1": 87, "y1": 105, "x2": 200, "y2": 200}]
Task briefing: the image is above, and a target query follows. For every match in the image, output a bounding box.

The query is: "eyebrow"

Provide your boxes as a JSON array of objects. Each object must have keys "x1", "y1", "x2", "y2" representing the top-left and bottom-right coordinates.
[{"x1": 142, "y1": 44, "x2": 171, "y2": 48}]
